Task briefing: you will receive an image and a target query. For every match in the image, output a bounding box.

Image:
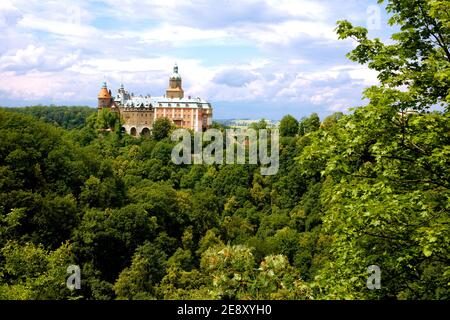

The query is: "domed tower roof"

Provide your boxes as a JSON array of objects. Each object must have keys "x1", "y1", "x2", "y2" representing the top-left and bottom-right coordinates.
[
  {"x1": 98, "y1": 82, "x2": 112, "y2": 99},
  {"x1": 166, "y1": 64, "x2": 184, "y2": 98},
  {"x1": 170, "y1": 63, "x2": 182, "y2": 80}
]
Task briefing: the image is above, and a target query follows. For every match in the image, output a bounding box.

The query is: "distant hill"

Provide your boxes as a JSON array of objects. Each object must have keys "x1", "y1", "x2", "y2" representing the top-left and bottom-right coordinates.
[
  {"x1": 215, "y1": 119, "x2": 279, "y2": 128},
  {"x1": 1, "y1": 106, "x2": 96, "y2": 130}
]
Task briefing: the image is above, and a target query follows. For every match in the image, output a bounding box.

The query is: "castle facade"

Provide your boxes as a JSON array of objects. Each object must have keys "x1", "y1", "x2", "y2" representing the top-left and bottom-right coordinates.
[{"x1": 98, "y1": 64, "x2": 213, "y2": 136}]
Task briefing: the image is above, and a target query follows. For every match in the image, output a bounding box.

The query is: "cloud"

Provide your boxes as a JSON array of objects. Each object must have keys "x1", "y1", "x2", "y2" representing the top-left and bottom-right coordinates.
[
  {"x1": 0, "y1": 45, "x2": 81, "y2": 73},
  {"x1": 213, "y1": 68, "x2": 258, "y2": 87},
  {"x1": 98, "y1": 0, "x2": 335, "y2": 49},
  {"x1": 118, "y1": 24, "x2": 231, "y2": 46},
  {"x1": 0, "y1": 0, "x2": 22, "y2": 28},
  {"x1": 103, "y1": 0, "x2": 328, "y2": 27},
  {"x1": 18, "y1": 14, "x2": 98, "y2": 39},
  {"x1": 204, "y1": 61, "x2": 378, "y2": 115},
  {"x1": 0, "y1": 45, "x2": 45, "y2": 71},
  {"x1": 0, "y1": 70, "x2": 77, "y2": 101},
  {"x1": 240, "y1": 20, "x2": 337, "y2": 47}
]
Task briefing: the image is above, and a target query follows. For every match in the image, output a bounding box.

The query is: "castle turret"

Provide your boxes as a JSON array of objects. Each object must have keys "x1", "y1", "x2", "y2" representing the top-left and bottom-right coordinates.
[
  {"x1": 98, "y1": 82, "x2": 113, "y2": 110},
  {"x1": 166, "y1": 64, "x2": 184, "y2": 99}
]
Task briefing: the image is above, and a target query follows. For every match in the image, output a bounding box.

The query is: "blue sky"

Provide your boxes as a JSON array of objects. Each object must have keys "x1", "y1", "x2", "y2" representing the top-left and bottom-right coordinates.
[{"x1": 0, "y1": 0, "x2": 395, "y2": 120}]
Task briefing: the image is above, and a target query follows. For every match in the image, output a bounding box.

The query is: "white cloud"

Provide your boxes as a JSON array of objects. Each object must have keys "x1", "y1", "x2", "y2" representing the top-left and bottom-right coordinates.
[
  {"x1": 231, "y1": 19, "x2": 337, "y2": 48},
  {"x1": 0, "y1": 0, "x2": 21, "y2": 28},
  {"x1": 103, "y1": 0, "x2": 327, "y2": 26},
  {"x1": 0, "y1": 45, "x2": 81, "y2": 72},
  {"x1": 98, "y1": 0, "x2": 334, "y2": 49},
  {"x1": 0, "y1": 45, "x2": 45, "y2": 70},
  {"x1": 18, "y1": 14, "x2": 99, "y2": 39},
  {"x1": 0, "y1": 70, "x2": 75, "y2": 100},
  {"x1": 266, "y1": 0, "x2": 328, "y2": 20},
  {"x1": 119, "y1": 24, "x2": 231, "y2": 45}
]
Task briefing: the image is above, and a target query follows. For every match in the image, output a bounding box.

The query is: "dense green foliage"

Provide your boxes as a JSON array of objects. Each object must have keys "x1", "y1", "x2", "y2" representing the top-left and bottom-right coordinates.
[
  {"x1": 0, "y1": 0, "x2": 448, "y2": 300},
  {"x1": 152, "y1": 117, "x2": 175, "y2": 141},
  {"x1": 298, "y1": 113, "x2": 320, "y2": 136},
  {"x1": 2, "y1": 106, "x2": 95, "y2": 130},
  {"x1": 279, "y1": 115, "x2": 299, "y2": 137},
  {"x1": 0, "y1": 108, "x2": 325, "y2": 299}
]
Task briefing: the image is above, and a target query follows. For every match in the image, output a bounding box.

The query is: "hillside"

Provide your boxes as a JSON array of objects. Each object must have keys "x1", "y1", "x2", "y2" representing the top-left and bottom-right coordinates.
[{"x1": 0, "y1": 104, "x2": 448, "y2": 299}]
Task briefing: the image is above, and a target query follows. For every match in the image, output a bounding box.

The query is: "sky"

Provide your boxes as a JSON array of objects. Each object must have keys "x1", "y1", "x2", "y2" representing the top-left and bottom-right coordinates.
[{"x1": 0, "y1": 0, "x2": 395, "y2": 120}]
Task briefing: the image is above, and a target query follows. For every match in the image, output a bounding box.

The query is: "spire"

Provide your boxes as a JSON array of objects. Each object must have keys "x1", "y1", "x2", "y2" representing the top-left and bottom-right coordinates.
[{"x1": 170, "y1": 63, "x2": 181, "y2": 80}]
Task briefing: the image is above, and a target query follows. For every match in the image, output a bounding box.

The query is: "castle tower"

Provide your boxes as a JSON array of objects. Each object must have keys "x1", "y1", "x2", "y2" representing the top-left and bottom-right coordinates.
[
  {"x1": 118, "y1": 83, "x2": 125, "y2": 94},
  {"x1": 166, "y1": 64, "x2": 184, "y2": 99},
  {"x1": 98, "y1": 82, "x2": 112, "y2": 110}
]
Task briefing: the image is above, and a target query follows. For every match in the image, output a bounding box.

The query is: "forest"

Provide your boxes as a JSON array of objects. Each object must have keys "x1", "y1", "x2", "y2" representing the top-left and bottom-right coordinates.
[{"x1": 0, "y1": 0, "x2": 449, "y2": 300}]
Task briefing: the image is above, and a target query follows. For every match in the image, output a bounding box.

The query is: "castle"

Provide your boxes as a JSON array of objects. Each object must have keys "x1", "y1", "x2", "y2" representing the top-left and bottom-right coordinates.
[{"x1": 98, "y1": 64, "x2": 213, "y2": 136}]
